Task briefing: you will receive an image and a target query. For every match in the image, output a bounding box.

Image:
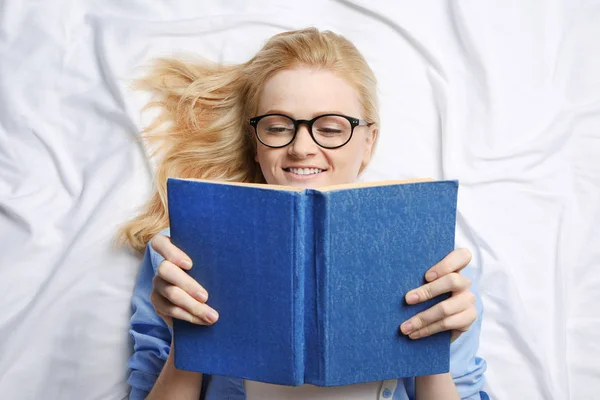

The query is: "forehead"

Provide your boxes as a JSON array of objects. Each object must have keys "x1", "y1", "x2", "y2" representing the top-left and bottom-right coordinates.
[{"x1": 257, "y1": 67, "x2": 362, "y2": 117}]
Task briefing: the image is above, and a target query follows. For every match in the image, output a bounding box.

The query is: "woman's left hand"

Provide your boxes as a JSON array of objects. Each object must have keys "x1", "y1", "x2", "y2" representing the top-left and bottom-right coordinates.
[{"x1": 399, "y1": 248, "x2": 476, "y2": 343}]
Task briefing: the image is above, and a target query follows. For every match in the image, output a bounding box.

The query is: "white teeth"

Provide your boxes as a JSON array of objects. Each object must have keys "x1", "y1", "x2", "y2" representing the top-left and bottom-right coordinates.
[{"x1": 288, "y1": 167, "x2": 323, "y2": 175}]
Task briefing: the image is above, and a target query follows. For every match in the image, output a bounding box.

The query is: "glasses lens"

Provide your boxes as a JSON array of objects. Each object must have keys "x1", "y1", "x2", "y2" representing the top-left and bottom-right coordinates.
[
  {"x1": 256, "y1": 115, "x2": 295, "y2": 147},
  {"x1": 313, "y1": 115, "x2": 352, "y2": 148}
]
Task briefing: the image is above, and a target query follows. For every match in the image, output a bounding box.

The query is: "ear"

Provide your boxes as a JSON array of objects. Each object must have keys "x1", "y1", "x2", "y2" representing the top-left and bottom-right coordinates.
[{"x1": 361, "y1": 126, "x2": 378, "y2": 169}]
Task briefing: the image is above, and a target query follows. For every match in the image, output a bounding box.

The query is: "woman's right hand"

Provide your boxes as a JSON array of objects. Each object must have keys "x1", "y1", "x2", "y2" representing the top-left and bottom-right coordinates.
[{"x1": 150, "y1": 234, "x2": 219, "y2": 327}]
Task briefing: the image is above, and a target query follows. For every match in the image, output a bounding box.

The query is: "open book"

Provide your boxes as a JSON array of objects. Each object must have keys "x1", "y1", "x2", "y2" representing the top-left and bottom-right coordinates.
[{"x1": 168, "y1": 178, "x2": 458, "y2": 386}]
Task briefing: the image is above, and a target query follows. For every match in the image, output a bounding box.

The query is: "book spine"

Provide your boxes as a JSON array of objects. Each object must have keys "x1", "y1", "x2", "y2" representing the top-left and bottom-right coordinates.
[
  {"x1": 302, "y1": 191, "x2": 320, "y2": 385},
  {"x1": 293, "y1": 192, "x2": 306, "y2": 385},
  {"x1": 312, "y1": 191, "x2": 330, "y2": 385}
]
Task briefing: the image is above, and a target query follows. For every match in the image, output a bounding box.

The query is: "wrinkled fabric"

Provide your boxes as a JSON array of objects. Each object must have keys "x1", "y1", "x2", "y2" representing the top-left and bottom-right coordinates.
[{"x1": 1, "y1": 1, "x2": 598, "y2": 399}]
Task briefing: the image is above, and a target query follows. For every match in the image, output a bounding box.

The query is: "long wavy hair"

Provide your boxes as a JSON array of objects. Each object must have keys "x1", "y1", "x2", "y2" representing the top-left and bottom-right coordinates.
[{"x1": 120, "y1": 28, "x2": 380, "y2": 252}]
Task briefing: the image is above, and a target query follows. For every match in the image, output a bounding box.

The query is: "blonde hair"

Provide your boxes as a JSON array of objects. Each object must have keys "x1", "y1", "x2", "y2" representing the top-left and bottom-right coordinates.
[{"x1": 120, "y1": 28, "x2": 379, "y2": 252}]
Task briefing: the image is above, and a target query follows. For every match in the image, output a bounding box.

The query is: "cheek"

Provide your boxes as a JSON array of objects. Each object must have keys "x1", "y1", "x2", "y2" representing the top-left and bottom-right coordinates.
[
  {"x1": 348, "y1": 141, "x2": 365, "y2": 171},
  {"x1": 327, "y1": 145, "x2": 364, "y2": 177},
  {"x1": 255, "y1": 146, "x2": 270, "y2": 165},
  {"x1": 255, "y1": 147, "x2": 282, "y2": 175}
]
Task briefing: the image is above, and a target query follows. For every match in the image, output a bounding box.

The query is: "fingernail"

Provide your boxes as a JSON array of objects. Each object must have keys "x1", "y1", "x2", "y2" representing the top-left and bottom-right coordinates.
[
  {"x1": 204, "y1": 310, "x2": 219, "y2": 324},
  {"x1": 180, "y1": 259, "x2": 193, "y2": 269},
  {"x1": 426, "y1": 271, "x2": 437, "y2": 281},
  {"x1": 196, "y1": 291, "x2": 208, "y2": 302},
  {"x1": 402, "y1": 321, "x2": 413, "y2": 334},
  {"x1": 407, "y1": 293, "x2": 419, "y2": 304}
]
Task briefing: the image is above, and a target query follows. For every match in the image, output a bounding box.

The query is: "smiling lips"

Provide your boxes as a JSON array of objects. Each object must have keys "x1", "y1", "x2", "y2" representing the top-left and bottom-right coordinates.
[{"x1": 284, "y1": 167, "x2": 326, "y2": 178}]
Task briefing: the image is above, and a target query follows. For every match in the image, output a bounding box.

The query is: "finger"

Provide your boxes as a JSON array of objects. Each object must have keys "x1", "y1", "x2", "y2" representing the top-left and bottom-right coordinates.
[
  {"x1": 407, "y1": 307, "x2": 477, "y2": 340},
  {"x1": 425, "y1": 248, "x2": 472, "y2": 282},
  {"x1": 154, "y1": 276, "x2": 219, "y2": 324},
  {"x1": 405, "y1": 272, "x2": 471, "y2": 304},
  {"x1": 156, "y1": 311, "x2": 173, "y2": 328},
  {"x1": 151, "y1": 234, "x2": 193, "y2": 270},
  {"x1": 152, "y1": 291, "x2": 208, "y2": 325},
  {"x1": 400, "y1": 291, "x2": 475, "y2": 334},
  {"x1": 157, "y1": 260, "x2": 208, "y2": 302}
]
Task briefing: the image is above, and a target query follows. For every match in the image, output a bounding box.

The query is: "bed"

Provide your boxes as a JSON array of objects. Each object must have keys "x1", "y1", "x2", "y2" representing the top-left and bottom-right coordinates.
[{"x1": 1, "y1": 1, "x2": 598, "y2": 399}]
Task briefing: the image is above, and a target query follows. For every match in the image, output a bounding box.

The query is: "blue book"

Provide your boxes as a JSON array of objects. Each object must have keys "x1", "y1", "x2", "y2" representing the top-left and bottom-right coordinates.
[{"x1": 168, "y1": 178, "x2": 458, "y2": 386}]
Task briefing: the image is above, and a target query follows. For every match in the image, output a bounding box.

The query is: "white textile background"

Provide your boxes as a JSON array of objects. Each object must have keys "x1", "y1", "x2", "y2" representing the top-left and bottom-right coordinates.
[{"x1": 0, "y1": 1, "x2": 599, "y2": 399}]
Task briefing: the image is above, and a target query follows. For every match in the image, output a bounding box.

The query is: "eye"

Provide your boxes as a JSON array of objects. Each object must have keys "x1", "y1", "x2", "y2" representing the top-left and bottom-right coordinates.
[
  {"x1": 315, "y1": 127, "x2": 343, "y2": 136},
  {"x1": 257, "y1": 115, "x2": 294, "y2": 135},
  {"x1": 265, "y1": 126, "x2": 293, "y2": 134},
  {"x1": 313, "y1": 116, "x2": 351, "y2": 137}
]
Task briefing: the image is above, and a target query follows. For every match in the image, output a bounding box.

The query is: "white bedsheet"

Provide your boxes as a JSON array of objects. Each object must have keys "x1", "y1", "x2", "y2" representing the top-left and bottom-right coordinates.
[{"x1": 1, "y1": 1, "x2": 598, "y2": 399}]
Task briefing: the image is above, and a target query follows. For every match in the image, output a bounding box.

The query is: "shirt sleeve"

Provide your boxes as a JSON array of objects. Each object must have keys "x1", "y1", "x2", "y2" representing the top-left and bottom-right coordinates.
[
  {"x1": 127, "y1": 238, "x2": 171, "y2": 399},
  {"x1": 449, "y1": 264, "x2": 488, "y2": 400}
]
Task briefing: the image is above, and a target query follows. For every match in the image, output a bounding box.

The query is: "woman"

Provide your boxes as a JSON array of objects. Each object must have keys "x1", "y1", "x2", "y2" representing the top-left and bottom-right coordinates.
[{"x1": 122, "y1": 28, "x2": 488, "y2": 399}]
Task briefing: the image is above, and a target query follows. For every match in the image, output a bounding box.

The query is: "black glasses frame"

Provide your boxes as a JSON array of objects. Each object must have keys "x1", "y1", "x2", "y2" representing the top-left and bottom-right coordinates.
[{"x1": 249, "y1": 113, "x2": 374, "y2": 149}]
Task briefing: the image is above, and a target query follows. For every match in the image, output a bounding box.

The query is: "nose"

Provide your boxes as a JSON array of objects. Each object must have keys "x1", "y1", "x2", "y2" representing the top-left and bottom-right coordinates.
[{"x1": 288, "y1": 124, "x2": 317, "y2": 157}]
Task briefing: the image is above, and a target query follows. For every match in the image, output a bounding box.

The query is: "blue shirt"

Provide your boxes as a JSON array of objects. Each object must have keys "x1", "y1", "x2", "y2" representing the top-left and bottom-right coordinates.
[{"x1": 128, "y1": 229, "x2": 488, "y2": 400}]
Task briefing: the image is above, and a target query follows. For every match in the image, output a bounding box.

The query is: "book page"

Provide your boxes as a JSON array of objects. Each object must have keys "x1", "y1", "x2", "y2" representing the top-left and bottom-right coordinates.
[
  {"x1": 316, "y1": 178, "x2": 434, "y2": 192},
  {"x1": 174, "y1": 177, "x2": 435, "y2": 192},
  {"x1": 175, "y1": 177, "x2": 304, "y2": 192}
]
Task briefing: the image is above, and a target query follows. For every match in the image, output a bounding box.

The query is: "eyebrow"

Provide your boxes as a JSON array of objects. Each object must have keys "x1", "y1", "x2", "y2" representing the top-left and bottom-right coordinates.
[{"x1": 261, "y1": 109, "x2": 350, "y2": 118}]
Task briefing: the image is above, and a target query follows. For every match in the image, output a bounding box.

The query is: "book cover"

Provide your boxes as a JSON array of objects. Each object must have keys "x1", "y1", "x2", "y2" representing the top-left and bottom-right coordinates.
[{"x1": 168, "y1": 178, "x2": 458, "y2": 386}]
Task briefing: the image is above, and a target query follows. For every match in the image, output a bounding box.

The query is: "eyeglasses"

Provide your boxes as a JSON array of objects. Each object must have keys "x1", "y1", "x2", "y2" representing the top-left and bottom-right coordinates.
[{"x1": 249, "y1": 113, "x2": 374, "y2": 149}]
